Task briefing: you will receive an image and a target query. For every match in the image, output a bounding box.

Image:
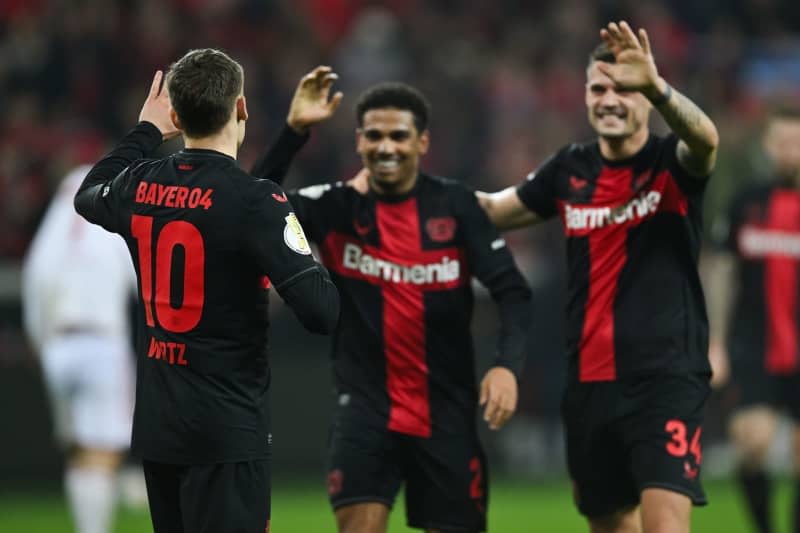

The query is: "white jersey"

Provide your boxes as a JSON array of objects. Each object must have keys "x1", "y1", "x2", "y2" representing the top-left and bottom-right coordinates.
[{"x1": 22, "y1": 165, "x2": 137, "y2": 353}]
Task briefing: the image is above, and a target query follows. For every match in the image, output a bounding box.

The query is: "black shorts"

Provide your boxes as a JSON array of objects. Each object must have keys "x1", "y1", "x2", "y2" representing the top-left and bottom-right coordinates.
[
  {"x1": 731, "y1": 354, "x2": 800, "y2": 420},
  {"x1": 143, "y1": 459, "x2": 271, "y2": 533},
  {"x1": 327, "y1": 406, "x2": 487, "y2": 532},
  {"x1": 562, "y1": 373, "x2": 710, "y2": 518}
]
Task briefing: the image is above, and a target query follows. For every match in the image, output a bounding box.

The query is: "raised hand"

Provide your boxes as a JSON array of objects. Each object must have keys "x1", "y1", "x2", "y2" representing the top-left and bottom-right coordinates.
[
  {"x1": 597, "y1": 21, "x2": 661, "y2": 95},
  {"x1": 287, "y1": 66, "x2": 344, "y2": 134},
  {"x1": 139, "y1": 70, "x2": 180, "y2": 140}
]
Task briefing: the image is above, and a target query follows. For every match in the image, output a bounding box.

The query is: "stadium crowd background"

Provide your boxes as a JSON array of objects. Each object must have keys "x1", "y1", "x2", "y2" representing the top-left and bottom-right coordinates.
[{"x1": 1, "y1": 0, "x2": 799, "y2": 484}]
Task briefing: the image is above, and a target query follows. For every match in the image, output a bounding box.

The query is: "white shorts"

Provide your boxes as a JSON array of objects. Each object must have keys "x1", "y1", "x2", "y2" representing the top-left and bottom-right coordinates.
[{"x1": 41, "y1": 334, "x2": 134, "y2": 450}]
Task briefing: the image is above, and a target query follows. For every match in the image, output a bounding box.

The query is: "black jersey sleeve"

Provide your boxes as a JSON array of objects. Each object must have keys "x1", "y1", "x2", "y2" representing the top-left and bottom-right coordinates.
[
  {"x1": 662, "y1": 134, "x2": 711, "y2": 194},
  {"x1": 74, "y1": 121, "x2": 163, "y2": 232},
  {"x1": 250, "y1": 125, "x2": 309, "y2": 185},
  {"x1": 515, "y1": 151, "x2": 562, "y2": 220},
  {"x1": 249, "y1": 124, "x2": 339, "y2": 242},
  {"x1": 277, "y1": 263, "x2": 340, "y2": 334},
  {"x1": 243, "y1": 179, "x2": 339, "y2": 333},
  {"x1": 454, "y1": 186, "x2": 532, "y2": 381}
]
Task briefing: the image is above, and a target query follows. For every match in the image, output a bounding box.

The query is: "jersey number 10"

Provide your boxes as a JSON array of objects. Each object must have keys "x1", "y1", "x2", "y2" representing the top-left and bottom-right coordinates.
[{"x1": 132, "y1": 215, "x2": 205, "y2": 333}]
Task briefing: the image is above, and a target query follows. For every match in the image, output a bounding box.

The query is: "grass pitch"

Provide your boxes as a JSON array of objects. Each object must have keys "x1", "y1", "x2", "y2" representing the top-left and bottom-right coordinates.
[{"x1": 0, "y1": 478, "x2": 787, "y2": 532}]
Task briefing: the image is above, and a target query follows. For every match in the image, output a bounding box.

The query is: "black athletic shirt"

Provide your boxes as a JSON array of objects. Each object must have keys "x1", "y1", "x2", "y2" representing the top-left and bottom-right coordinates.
[
  {"x1": 517, "y1": 134, "x2": 711, "y2": 383},
  {"x1": 74, "y1": 121, "x2": 339, "y2": 464},
  {"x1": 719, "y1": 183, "x2": 800, "y2": 375},
  {"x1": 252, "y1": 127, "x2": 532, "y2": 438}
]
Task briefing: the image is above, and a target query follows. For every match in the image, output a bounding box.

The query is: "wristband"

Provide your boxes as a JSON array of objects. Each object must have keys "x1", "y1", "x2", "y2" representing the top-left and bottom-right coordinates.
[{"x1": 651, "y1": 83, "x2": 672, "y2": 106}]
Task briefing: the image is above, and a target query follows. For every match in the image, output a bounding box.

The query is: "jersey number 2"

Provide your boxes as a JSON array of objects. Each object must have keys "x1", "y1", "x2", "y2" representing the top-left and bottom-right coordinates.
[{"x1": 132, "y1": 215, "x2": 205, "y2": 332}]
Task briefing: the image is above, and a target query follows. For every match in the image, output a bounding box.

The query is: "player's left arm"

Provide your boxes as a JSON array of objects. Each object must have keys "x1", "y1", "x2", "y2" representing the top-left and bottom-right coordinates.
[
  {"x1": 456, "y1": 187, "x2": 533, "y2": 430},
  {"x1": 597, "y1": 21, "x2": 719, "y2": 177}
]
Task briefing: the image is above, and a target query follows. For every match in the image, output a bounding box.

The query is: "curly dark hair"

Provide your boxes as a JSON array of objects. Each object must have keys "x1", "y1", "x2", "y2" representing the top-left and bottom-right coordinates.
[{"x1": 355, "y1": 82, "x2": 431, "y2": 133}]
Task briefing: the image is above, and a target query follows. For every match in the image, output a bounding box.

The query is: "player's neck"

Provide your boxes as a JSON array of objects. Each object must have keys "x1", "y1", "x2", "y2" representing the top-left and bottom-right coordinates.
[
  {"x1": 369, "y1": 171, "x2": 418, "y2": 196},
  {"x1": 183, "y1": 124, "x2": 239, "y2": 159},
  {"x1": 777, "y1": 168, "x2": 800, "y2": 189},
  {"x1": 598, "y1": 127, "x2": 649, "y2": 161}
]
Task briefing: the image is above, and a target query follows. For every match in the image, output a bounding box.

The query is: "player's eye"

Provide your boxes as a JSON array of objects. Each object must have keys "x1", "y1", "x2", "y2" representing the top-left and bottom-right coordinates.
[
  {"x1": 363, "y1": 130, "x2": 384, "y2": 142},
  {"x1": 389, "y1": 131, "x2": 410, "y2": 142}
]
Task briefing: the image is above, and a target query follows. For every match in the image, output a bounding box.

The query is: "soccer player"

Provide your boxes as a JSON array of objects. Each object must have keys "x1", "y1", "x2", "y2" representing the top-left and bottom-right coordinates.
[
  {"x1": 706, "y1": 107, "x2": 800, "y2": 533},
  {"x1": 476, "y1": 21, "x2": 719, "y2": 533},
  {"x1": 22, "y1": 165, "x2": 137, "y2": 533},
  {"x1": 254, "y1": 67, "x2": 532, "y2": 533},
  {"x1": 73, "y1": 49, "x2": 340, "y2": 533}
]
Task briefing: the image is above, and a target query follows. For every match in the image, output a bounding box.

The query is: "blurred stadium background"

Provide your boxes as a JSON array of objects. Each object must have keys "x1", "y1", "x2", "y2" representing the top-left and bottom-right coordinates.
[{"x1": 1, "y1": 0, "x2": 800, "y2": 531}]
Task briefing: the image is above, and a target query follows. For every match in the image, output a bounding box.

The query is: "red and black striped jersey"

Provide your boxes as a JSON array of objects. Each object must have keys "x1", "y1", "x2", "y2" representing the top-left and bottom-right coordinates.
[
  {"x1": 517, "y1": 134, "x2": 711, "y2": 383},
  {"x1": 255, "y1": 128, "x2": 532, "y2": 438},
  {"x1": 719, "y1": 183, "x2": 800, "y2": 375},
  {"x1": 289, "y1": 175, "x2": 530, "y2": 437},
  {"x1": 74, "y1": 122, "x2": 339, "y2": 464}
]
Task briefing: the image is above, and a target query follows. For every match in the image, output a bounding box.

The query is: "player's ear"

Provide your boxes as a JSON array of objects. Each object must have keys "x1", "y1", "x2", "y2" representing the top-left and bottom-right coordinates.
[
  {"x1": 236, "y1": 95, "x2": 248, "y2": 122},
  {"x1": 418, "y1": 129, "x2": 430, "y2": 155},
  {"x1": 170, "y1": 108, "x2": 183, "y2": 131},
  {"x1": 355, "y1": 128, "x2": 365, "y2": 153}
]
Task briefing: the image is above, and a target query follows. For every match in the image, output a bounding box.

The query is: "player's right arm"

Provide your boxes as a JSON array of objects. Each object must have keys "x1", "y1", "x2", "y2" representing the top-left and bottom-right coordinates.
[
  {"x1": 476, "y1": 151, "x2": 562, "y2": 231},
  {"x1": 251, "y1": 65, "x2": 341, "y2": 186},
  {"x1": 476, "y1": 187, "x2": 543, "y2": 231},
  {"x1": 74, "y1": 71, "x2": 177, "y2": 230},
  {"x1": 597, "y1": 21, "x2": 719, "y2": 177}
]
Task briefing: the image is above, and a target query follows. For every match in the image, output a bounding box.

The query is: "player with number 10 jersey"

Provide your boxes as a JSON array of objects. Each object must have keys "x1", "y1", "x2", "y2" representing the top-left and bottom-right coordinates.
[{"x1": 74, "y1": 49, "x2": 339, "y2": 533}]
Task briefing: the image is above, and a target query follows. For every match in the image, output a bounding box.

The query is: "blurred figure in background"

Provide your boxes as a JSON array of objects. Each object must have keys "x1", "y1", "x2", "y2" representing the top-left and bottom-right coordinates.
[
  {"x1": 21, "y1": 165, "x2": 137, "y2": 533},
  {"x1": 706, "y1": 107, "x2": 800, "y2": 533}
]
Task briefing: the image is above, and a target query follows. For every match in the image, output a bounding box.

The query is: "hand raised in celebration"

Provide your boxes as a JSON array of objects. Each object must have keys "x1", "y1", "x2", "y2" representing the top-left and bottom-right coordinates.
[
  {"x1": 139, "y1": 70, "x2": 180, "y2": 141},
  {"x1": 597, "y1": 21, "x2": 662, "y2": 96},
  {"x1": 287, "y1": 66, "x2": 344, "y2": 134}
]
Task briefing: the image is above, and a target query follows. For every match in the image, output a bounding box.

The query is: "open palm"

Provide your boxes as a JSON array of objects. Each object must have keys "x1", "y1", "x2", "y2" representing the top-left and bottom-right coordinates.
[
  {"x1": 287, "y1": 66, "x2": 343, "y2": 132},
  {"x1": 597, "y1": 21, "x2": 660, "y2": 92}
]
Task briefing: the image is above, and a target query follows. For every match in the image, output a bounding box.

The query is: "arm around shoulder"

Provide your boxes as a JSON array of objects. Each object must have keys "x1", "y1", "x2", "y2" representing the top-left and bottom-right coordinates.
[{"x1": 476, "y1": 187, "x2": 541, "y2": 231}]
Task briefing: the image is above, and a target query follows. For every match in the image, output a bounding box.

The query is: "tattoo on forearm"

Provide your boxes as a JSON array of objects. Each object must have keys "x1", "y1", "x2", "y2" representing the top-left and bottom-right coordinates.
[{"x1": 664, "y1": 91, "x2": 704, "y2": 134}]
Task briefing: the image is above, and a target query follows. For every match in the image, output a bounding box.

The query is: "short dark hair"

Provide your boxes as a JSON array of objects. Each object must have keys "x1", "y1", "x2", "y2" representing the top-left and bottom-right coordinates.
[
  {"x1": 166, "y1": 48, "x2": 244, "y2": 138},
  {"x1": 588, "y1": 43, "x2": 616, "y2": 67},
  {"x1": 355, "y1": 82, "x2": 431, "y2": 133}
]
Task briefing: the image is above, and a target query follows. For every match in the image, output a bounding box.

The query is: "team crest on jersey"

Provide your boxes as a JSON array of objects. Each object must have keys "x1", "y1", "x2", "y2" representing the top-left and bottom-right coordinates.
[
  {"x1": 283, "y1": 213, "x2": 311, "y2": 255},
  {"x1": 425, "y1": 217, "x2": 457, "y2": 242}
]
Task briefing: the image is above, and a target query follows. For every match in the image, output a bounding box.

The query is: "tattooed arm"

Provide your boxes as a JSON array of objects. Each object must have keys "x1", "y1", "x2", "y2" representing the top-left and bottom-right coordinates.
[
  {"x1": 644, "y1": 78, "x2": 719, "y2": 177},
  {"x1": 597, "y1": 20, "x2": 719, "y2": 177}
]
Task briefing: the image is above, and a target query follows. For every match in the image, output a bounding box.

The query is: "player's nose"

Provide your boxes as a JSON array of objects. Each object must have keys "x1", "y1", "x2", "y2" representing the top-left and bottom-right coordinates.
[{"x1": 377, "y1": 139, "x2": 396, "y2": 153}]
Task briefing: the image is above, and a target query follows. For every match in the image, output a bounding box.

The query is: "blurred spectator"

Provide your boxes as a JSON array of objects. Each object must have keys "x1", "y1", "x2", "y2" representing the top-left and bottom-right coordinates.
[
  {"x1": 2, "y1": 0, "x2": 798, "y2": 260},
  {"x1": 21, "y1": 165, "x2": 137, "y2": 533}
]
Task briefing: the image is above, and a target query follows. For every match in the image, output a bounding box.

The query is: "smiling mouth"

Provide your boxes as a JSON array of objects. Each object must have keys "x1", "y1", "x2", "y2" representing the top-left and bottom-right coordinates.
[
  {"x1": 596, "y1": 109, "x2": 627, "y2": 120},
  {"x1": 373, "y1": 159, "x2": 400, "y2": 171}
]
